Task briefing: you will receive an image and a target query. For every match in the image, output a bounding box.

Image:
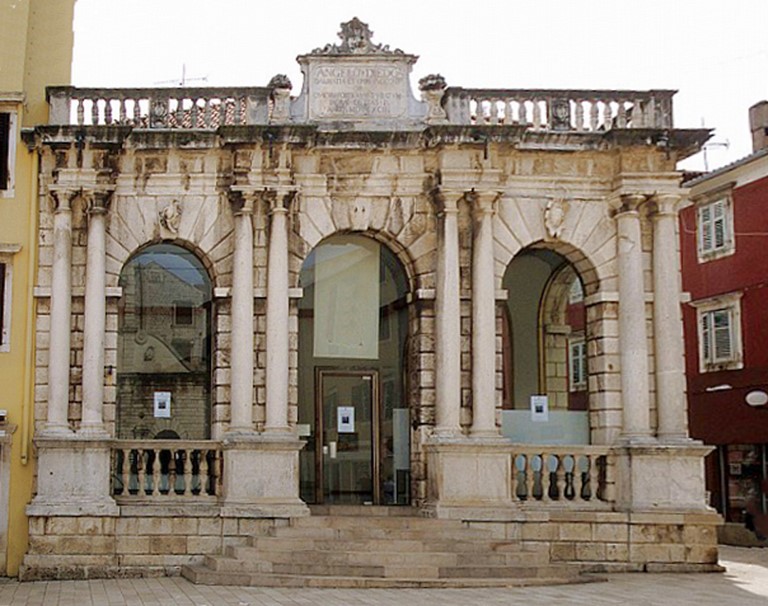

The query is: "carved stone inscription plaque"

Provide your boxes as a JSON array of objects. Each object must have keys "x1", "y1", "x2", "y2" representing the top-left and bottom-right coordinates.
[{"x1": 309, "y1": 61, "x2": 408, "y2": 120}]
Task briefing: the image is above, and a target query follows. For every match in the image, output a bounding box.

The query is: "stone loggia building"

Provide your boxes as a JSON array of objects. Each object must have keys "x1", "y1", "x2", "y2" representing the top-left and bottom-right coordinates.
[{"x1": 21, "y1": 19, "x2": 719, "y2": 581}]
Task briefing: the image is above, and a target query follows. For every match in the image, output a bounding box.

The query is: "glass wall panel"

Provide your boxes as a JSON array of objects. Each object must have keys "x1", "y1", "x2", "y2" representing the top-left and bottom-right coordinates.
[
  {"x1": 298, "y1": 236, "x2": 409, "y2": 504},
  {"x1": 116, "y1": 244, "x2": 212, "y2": 440}
]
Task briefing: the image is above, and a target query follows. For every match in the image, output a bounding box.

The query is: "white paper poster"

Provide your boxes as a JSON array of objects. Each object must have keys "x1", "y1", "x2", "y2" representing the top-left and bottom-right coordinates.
[
  {"x1": 337, "y1": 406, "x2": 355, "y2": 433},
  {"x1": 154, "y1": 391, "x2": 172, "y2": 418},
  {"x1": 530, "y1": 395, "x2": 549, "y2": 422}
]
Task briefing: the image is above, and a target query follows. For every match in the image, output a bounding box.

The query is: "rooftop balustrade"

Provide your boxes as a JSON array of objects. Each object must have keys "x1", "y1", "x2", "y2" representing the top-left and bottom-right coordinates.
[{"x1": 46, "y1": 85, "x2": 674, "y2": 132}]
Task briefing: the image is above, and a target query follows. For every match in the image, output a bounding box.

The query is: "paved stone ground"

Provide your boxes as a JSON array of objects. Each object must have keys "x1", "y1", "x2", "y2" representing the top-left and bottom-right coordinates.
[{"x1": 0, "y1": 546, "x2": 765, "y2": 605}]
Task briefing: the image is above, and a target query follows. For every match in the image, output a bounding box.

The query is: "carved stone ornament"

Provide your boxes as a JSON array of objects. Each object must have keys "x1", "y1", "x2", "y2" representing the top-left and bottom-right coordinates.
[
  {"x1": 268, "y1": 74, "x2": 293, "y2": 91},
  {"x1": 158, "y1": 199, "x2": 182, "y2": 238},
  {"x1": 149, "y1": 98, "x2": 168, "y2": 128},
  {"x1": 311, "y1": 17, "x2": 404, "y2": 55},
  {"x1": 544, "y1": 198, "x2": 569, "y2": 239},
  {"x1": 550, "y1": 98, "x2": 571, "y2": 131}
]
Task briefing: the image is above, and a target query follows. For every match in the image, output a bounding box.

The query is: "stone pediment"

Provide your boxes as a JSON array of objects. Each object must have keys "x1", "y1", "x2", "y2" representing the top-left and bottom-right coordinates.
[{"x1": 292, "y1": 18, "x2": 426, "y2": 128}]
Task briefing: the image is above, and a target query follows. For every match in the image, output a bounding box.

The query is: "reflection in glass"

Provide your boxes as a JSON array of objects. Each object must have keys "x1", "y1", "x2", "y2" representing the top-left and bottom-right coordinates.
[
  {"x1": 298, "y1": 236, "x2": 410, "y2": 505},
  {"x1": 117, "y1": 244, "x2": 212, "y2": 440}
]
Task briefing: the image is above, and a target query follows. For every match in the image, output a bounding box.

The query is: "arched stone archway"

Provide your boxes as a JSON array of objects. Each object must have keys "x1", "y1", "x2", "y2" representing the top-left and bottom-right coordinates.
[{"x1": 116, "y1": 243, "x2": 213, "y2": 440}]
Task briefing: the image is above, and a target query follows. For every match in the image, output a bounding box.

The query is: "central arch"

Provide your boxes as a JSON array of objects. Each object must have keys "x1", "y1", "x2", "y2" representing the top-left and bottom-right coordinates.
[{"x1": 297, "y1": 234, "x2": 411, "y2": 505}]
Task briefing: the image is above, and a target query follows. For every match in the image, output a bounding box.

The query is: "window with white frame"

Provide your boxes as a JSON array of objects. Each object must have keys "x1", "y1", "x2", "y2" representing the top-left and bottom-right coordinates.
[
  {"x1": 0, "y1": 111, "x2": 17, "y2": 196},
  {"x1": 694, "y1": 293, "x2": 743, "y2": 372},
  {"x1": 697, "y1": 197, "x2": 734, "y2": 260},
  {"x1": 0, "y1": 249, "x2": 17, "y2": 352},
  {"x1": 568, "y1": 336, "x2": 587, "y2": 391}
]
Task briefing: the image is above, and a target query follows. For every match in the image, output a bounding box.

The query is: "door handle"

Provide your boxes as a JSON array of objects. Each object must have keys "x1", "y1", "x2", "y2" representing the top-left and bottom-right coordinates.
[{"x1": 329, "y1": 441, "x2": 337, "y2": 459}]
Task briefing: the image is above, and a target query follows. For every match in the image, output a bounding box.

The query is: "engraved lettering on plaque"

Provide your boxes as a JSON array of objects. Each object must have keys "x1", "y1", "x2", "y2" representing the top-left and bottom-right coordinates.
[{"x1": 310, "y1": 62, "x2": 408, "y2": 120}]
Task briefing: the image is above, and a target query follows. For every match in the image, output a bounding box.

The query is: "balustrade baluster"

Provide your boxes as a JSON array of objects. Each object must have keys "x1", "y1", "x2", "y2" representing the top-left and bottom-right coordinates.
[
  {"x1": 90, "y1": 99, "x2": 99, "y2": 125},
  {"x1": 525, "y1": 455, "x2": 535, "y2": 500},
  {"x1": 589, "y1": 99, "x2": 600, "y2": 132},
  {"x1": 199, "y1": 449, "x2": 210, "y2": 494},
  {"x1": 577, "y1": 455, "x2": 588, "y2": 501},
  {"x1": 120, "y1": 448, "x2": 131, "y2": 495},
  {"x1": 104, "y1": 99, "x2": 113, "y2": 124},
  {"x1": 183, "y1": 451, "x2": 193, "y2": 496},
  {"x1": 489, "y1": 99, "x2": 499, "y2": 125},
  {"x1": 136, "y1": 449, "x2": 147, "y2": 496},
  {"x1": 632, "y1": 98, "x2": 644, "y2": 127},
  {"x1": 588, "y1": 454, "x2": 600, "y2": 500},
  {"x1": 132, "y1": 98, "x2": 141, "y2": 124},
  {"x1": 540, "y1": 453, "x2": 552, "y2": 501},
  {"x1": 555, "y1": 456, "x2": 567, "y2": 500},
  {"x1": 118, "y1": 99, "x2": 127, "y2": 124},
  {"x1": 574, "y1": 100, "x2": 585, "y2": 131},
  {"x1": 167, "y1": 449, "x2": 177, "y2": 495},
  {"x1": 532, "y1": 100, "x2": 542, "y2": 130},
  {"x1": 76, "y1": 98, "x2": 85, "y2": 126},
  {"x1": 151, "y1": 449, "x2": 161, "y2": 496},
  {"x1": 617, "y1": 101, "x2": 627, "y2": 128},
  {"x1": 204, "y1": 100, "x2": 212, "y2": 128},
  {"x1": 603, "y1": 101, "x2": 614, "y2": 130}
]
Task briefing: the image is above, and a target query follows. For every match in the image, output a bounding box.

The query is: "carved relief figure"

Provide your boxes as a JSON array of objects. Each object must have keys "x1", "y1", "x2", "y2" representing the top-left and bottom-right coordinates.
[
  {"x1": 159, "y1": 199, "x2": 182, "y2": 238},
  {"x1": 544, "y1": 198, "x2": 568, "y2": 239}
]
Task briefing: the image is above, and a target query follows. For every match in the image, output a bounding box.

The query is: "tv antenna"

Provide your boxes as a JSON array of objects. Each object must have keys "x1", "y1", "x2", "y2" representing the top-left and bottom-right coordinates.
[{"x1": 154, "y1": 64, "x2": 208, "y2": 87}]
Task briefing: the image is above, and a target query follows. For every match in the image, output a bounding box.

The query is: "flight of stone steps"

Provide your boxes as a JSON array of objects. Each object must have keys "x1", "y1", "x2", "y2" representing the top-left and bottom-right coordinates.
[{"x1": 182, "y1": 506, "x2": 599, "y2": 588}]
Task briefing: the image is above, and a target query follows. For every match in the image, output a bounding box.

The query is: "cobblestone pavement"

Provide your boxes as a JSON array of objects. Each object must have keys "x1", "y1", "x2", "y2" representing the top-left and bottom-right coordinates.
[{"x1": 0, "y1": 546, "x2": 765, "y2": 605}]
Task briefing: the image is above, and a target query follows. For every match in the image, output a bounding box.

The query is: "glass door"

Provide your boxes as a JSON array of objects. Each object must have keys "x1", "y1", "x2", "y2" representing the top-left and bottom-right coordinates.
[{"x1": 317, "y1": 370, "x2": 379, "y2": 505}]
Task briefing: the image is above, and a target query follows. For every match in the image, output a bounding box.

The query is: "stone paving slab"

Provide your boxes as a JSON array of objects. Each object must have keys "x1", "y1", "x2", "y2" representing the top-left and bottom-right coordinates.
[{"x1": 0, "y1": 546, "x2": 765, "y2": 605}]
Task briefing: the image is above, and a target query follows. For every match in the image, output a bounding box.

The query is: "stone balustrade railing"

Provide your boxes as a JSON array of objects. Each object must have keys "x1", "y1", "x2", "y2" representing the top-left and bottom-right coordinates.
[
  {"x1": 46, "y1": 86, "x2": 673, "y2": 133},
  {"x1": 444, "y1": 88, "x2": 674, "y2": 131},
  {"x1": 111, "y1": 440, "x2": 222, "y2": 501},
  {"x1": 510, "y1": 446, "x2": 615, "y2": 506},
  {"x1": 47, "y1": 86, "x2": 272, "y2": 128}
]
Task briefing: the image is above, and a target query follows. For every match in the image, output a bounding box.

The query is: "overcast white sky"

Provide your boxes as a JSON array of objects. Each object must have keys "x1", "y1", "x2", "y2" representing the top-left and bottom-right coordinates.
[{"x1": 72, "y1": 0, "x2": 768, "y2": 172}]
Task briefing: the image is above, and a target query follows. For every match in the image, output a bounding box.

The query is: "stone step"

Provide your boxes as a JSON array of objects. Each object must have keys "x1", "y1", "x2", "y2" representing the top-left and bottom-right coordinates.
[
  {"x1": 247, "y1": 535, "x2": 542, "y2": 557},
  {"x1": 267, "y1": 524, "x2": 494, "y2": 540},
  {"x1": 224, "y1": 546, "x2": 533, "y2": 568},
  {"x1": 181, "y1": 565, "x2": 600, "y2": 589},
  {"x1": 289, "y1": 514, "x2": 475, "y2": 530},
  {"x1": 307, "y1": 505, "x2": 422, "y2": 517}
]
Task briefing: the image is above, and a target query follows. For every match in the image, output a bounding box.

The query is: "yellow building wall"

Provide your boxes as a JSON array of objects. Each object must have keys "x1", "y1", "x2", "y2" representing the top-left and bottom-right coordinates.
[{"x1": 0, "y1": 0, "x2": 76, "y2": 576}]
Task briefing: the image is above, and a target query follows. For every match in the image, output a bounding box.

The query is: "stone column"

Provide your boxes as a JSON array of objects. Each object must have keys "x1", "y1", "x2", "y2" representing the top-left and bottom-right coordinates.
[
  {"x1": 432, "y1": 190, "x2": 462, "y2": 437},
  {"x1": 615, "y1": 195, "x2": 653, "y2": 442},
  {"x1": 80, "y1": 189, "x2": 113, "y2": 435},
  {"x1": 469, "y1": 191, "x2": 500, "y2": 438},
  {"x1": 652, "y1": 194, "x2": 689, "y2": 441},
  {"x1": 228, "y1": 192, "x2": 256, "y2": 434},
  {"x1": 44, "y1": 188, "x2": 77, "y2": 435},
  {"x1": 264, "y1": 189, "x2": 293, "y2": 434}
]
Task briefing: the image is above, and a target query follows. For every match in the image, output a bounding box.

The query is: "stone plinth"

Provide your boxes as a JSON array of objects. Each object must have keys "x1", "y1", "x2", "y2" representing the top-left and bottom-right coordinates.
[
  {"x1": 614, "y1": 443, "x2": 714, "y2": 512},
  {"x1": 27, "y1": 437, "x2": 118, "y2": 517},
  {"x1": 424, "y1": 438, "x2": 512, "y2": 518},
  {"x1": 220, "y1": 436, "x2": 309, "y2": 518}
]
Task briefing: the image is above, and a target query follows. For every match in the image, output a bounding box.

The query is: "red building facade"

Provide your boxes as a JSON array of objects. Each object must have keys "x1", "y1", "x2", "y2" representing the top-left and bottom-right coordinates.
[{"x1": 682, "y1": 101, "x2": 768, "y2": 531}]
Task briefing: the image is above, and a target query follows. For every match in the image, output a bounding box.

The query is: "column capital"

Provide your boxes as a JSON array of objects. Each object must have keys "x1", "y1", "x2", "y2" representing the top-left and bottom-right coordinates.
[
  {"x1": 48, "y1": 187, "x2": 79, "y2": 213},
  {"x1": 228, "y1": 189, "x2": 254, "y2": 215},
  {"x1": 261, "y1": 187, "x2": 297, "y2": 214},
  {"x1": 430, "y1": 187, "x2": 463, "y2": 215},
  {"x1": 84, "y1": 188, "x2": 115, "y2": 216},
  {"x1": 466, "y1": 189, "x2": 501, "y2": 217},
  {"x1": 648, "y1": 192, "x2": 684, "y2": 216},
  {"x1": 610, "y1": 193, "x2": 649, "y2": 216}
]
